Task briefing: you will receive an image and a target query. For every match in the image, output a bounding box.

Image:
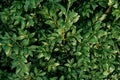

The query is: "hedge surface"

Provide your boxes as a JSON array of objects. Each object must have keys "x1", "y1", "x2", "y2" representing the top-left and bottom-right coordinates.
[{"x1": 0, "y1": 0, "x2": 120, "y2": 80}]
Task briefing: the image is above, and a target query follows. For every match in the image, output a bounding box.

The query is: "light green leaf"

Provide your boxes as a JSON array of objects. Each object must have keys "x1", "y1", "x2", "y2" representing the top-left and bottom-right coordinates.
[
  {"x1": 3, "y1": 46, "x2": 11, "y2": 56},
  {"x1": 21, "y1": 20, "x2": 26, "y2": 29},
  {"x1": 11, "y1": 61, "x2": 18, "y2": 69},
  {"x1": 38, "y1": 53, "x2": 44, "y2": 59},
  {"x1": 99, "y1": 14, "x2": 107, "y2": 21},
  {"x1": 24, "y1": 0, "x2": 30, "y2": 11},
  {"x1": 17, "y1": 35, "x2": 26, "y2": 40},
  {"x1": 68, "y1": 11, "x2": 80, "y2": 23},
  {"x1": 59, "y1": 76, "x2": 64, "y2": 80},
  {"x1": 89, "y1": 36, "x2": 98, "y2": 44},
  {"x1": 21, "y1": 39, "x2": 29, "y2": 46},
  {"x1": 94, "y1": 21, "x2": 102, "y2": 30},
  {"x1": 45, "y1": 20, "x2": 55, "y2": 27},
  {"x1": 30, "y1": 0, "x2": 36, "y2": 8}
]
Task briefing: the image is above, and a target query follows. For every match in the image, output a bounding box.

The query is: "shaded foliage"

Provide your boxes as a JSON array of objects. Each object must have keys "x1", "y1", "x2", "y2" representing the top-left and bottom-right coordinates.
[{"x1": 0, "y1": 0, "x2": 120, "y2": 80}]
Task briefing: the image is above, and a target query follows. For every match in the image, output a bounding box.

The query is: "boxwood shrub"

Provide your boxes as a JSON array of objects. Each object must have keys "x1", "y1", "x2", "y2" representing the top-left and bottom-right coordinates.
[{"x1": 0, "y1": 0, "x2": 120, "y2": 80}]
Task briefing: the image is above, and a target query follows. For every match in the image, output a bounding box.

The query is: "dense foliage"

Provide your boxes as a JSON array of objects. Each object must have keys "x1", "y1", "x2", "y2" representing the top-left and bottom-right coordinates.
[{"x1": 0, "y1": 0, "x2": 120, "y2": 79}]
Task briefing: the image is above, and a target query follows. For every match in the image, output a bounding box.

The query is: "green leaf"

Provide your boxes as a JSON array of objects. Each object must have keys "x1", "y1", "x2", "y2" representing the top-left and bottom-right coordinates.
[
  {"x1": 21, "y1": 39, "x2": 29, "y2": 46},
  {"x1": 75, "y1": 52, "x2": 82, "y2": 56},
  {"x1": 17, "y1": 35, "x2": 26, "y2": 40},
  {"x1": 99, "y1": 14, "x2": 107, "y2": 21},
  {"x1": 49, "y1": 0, "x2": 61, "y2": 3},
  {"x1": 30, "y1": 0, "x2": 36, "y2": 9},
  {"x1": 21, "y1": 20, "x2": 26, "y2": 29},
  {"x1": 45, "y1": 20, "x2": 55, "y2": 27},
  {"x1": 21, "y1": 63, "x2": 30, "y2": 75},
  {"x1": 3, "y1": 46, "x2": 11, "y2": 56},
  {"x1": 89, "y1": 36, "x2": 98, "y2": 44},
  {"x1": 13, "y1": 45, "x2": 19, "y2": 54},
  {"x1": 68, "y1": 0, "x2": 76, "y2": 9},
  {"x1": 58, "y1": 4, "x2": 66, "y2": 15},
  {"x1": 38, "y1": 53, "x2": 44, "y2": 59},
  {"x1": 28, "y1": 19, "x2": 34, "y2": 27},
  {"x1": 68, "y1": 11, "x2": 80, "y2": 23},
  {"x1": 44, "y1": 53, "x2": 51, "y2": 60},
  {"x1": 94, "y1": 21, "x2": 102, "y2": 30},
  {"x1": 11, "y1": 60, "x2": 18, "y2": 69},
  {"x1": 96, "y1": 30, "x2": 107, "y2": 38},
  {"x1": 91, "y1": 2, "x2": 98, "y2": 10},
  {"x1": 59, "y1": 76, "x2": 64, "y2": 80},
  {"x1": 29, "y1": 32, "x2": 35, "y2": 38},
  {"x1": 98, "y1": 1, "x2": 107, "y2": 8},
  {"x1": 34, "y1": 67, "x2": 38, "y2": 74},
  {"x1": 24, "y1": 0, "x2": 30, "y2": 11},
  {"x1": 48, "y1": 65, "x2": 52, "y2": 72}
]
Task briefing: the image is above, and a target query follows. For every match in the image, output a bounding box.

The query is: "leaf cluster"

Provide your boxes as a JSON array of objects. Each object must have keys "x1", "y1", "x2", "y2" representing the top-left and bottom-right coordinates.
[{"x1": 0, "y1": 0, "x2": 120, "y2": 80}]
